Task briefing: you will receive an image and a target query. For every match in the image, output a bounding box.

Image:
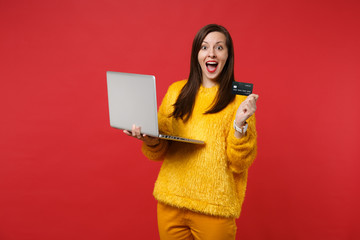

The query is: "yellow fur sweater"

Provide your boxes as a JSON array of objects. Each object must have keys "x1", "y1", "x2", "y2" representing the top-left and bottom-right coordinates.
[{"x1": 141, "y1": 80, "x2": 257, "y2": 218}]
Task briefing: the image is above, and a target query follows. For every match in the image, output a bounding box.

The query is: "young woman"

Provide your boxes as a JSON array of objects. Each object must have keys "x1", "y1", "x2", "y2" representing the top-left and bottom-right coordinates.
[{"x1": 124, "y1": 24, "x2": 258, "y2": 240}]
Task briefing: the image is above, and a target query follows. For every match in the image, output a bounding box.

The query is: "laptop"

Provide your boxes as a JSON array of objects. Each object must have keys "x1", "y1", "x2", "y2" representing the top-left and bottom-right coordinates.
[{"x1": 106, "y1": 71, "x2": 205, "y2": 144}]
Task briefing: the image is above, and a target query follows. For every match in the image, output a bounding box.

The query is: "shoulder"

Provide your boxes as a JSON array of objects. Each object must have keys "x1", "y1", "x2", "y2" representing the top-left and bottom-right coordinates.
[
  {"x1": 164, "y1": 79, "x2": 188, "y2": 97},
  {"x1": 168, "y1": 79, "x2": 188, "y2": 92},
  {"x1": 161, "y1": 79, "x2": 188, "y2": 104}
]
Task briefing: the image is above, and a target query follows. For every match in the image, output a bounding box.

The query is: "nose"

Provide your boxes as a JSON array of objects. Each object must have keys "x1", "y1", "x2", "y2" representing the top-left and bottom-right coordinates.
[{"x1": 208, "y1": 48, "x2": 216, "y2": 58}]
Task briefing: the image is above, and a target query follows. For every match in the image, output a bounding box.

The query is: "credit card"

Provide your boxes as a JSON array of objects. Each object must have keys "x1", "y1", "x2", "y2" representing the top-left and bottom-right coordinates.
[{"x1": 232, "y1": 81, "x2": 253, "y2": 96}]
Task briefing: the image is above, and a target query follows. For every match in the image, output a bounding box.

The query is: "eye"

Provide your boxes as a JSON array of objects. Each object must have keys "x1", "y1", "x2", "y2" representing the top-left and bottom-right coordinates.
[
  {"x1": 216, "y1": 45, "x2": 224, "y2": 50},
  {"x1": 201, "y1": 45, "x2": 207, "y2": 50}
]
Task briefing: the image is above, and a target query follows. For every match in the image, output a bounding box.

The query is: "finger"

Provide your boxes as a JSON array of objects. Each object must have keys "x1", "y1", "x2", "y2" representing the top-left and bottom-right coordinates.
[
  {"x1": 247, "y1": 94, "x2": 258, "y2": 107},
  {"x1": 252, "y1": 94, "x2": 259, "y2": 102},
  {"x1": 247, "y1": 94, "x2": 258, "y2": 102},
  {"x1": 123, "y1": 130, "x2": 131, "y2": 136},
  {"x1": 249, "y1": 97, "x2": 257, "y2": 107},
  {"x1": 132, "y1": 124, "x2": 136, "y2": 137},
  {"x1": 244, "y1": 101, "x2": 257, "y2": 115},
  {"x1": 248, "y1": 102, "x2": 257, "y2": 115},
  {"x1": 135, "y1": 126, "x2": 142, "y2": 139}
]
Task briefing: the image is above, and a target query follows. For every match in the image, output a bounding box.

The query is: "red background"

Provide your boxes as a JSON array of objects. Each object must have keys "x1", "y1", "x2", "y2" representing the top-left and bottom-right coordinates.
[{"x1": 1, "y1": 0, "x2": 359, "y2": 239}]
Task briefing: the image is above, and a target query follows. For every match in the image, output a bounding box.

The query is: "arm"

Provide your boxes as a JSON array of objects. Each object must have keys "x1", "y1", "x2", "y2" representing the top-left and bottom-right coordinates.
[
  {"x1": 123, "y1": 124, "x2": 169, "y2": 161},
  {"x1": 141, "y1": 139, "x2": 170, "y2": 161},
  {"x1": 226, "y1": 94, "x2": 258, "y2": 173},
  {"x1": 226, "y1": 114, "x2": 257, "y2": 173}
]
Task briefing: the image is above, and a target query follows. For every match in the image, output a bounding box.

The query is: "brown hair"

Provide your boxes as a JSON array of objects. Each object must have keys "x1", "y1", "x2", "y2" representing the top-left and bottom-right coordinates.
[{"x1": 171, "y1": 24, "x2": 236, "y2": 121}]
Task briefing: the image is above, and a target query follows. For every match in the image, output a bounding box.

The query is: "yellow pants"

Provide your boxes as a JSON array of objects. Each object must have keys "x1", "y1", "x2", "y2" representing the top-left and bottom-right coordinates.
[{"x1": 157, "y1": 202, "x2": 237, "y2": 240}]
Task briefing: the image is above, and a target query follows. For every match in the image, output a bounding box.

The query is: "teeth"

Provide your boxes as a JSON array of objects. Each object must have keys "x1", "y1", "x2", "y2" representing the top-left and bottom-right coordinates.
[{"x1": 206, "y1": 62, "x2": 218, "y2": 65}]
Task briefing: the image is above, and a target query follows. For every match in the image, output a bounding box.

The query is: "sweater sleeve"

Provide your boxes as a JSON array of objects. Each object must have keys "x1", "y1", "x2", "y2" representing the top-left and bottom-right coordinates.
[
  {"x1": 141, "y1": 139, "x2": 169, "y2": 161},
  {"x1": 141, "y1": 82, "x2": 178, "y2": 161},
  {"x1": 226, "y1": 111, "x2": 258, "y2": 174}
]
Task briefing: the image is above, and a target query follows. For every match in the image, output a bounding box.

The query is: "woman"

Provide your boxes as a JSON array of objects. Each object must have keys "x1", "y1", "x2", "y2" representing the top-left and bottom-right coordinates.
[{"x1": 124, "y1": 24, "x2": 258, "y2": 240}]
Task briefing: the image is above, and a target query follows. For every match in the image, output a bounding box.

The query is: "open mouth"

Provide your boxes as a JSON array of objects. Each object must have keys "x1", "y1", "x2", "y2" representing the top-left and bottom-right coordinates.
[{"x1": 206, "y1": 61, "x2": 218, "y2": 73}]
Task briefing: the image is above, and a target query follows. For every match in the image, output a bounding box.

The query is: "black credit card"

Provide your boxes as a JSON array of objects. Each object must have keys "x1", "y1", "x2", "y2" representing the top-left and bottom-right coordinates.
[{"x1": 232, "y1": 81, "x2": 253, "y2": 96}]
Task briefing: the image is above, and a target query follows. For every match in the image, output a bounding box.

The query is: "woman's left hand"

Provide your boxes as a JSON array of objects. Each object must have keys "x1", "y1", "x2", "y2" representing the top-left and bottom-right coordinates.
[
  {"x1": 123, "y1": 124, "x2": 160, "y2": 147},
  {"x1": 235, "y1": 94, "x2": 259, "y2": 126}
]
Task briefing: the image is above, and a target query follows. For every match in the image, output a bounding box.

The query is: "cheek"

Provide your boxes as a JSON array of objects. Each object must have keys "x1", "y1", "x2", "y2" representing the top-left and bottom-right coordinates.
[
  {"x1": 220, "y1": 58, "x2": 228, "y2": 69},
  {"x1": 222, "y1": 53, "x2": 229, "y2": 63},
  {"x1": 197, "y1": 52, "x2": 205, "y2": 63},
  {"x1": 198, "y1": 57, "x2": 207, "y2": 72}
]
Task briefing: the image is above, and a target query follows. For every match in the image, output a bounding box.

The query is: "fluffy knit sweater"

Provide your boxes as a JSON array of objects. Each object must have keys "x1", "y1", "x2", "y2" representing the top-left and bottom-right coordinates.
[{"x1": 141, "y1": 80, "x2": 257, "y2": 218}]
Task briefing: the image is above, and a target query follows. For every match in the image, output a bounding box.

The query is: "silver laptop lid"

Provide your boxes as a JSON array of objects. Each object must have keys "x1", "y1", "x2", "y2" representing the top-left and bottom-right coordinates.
[{"x1": 106, "y1": 71, "x2": 159, "y2": 137}]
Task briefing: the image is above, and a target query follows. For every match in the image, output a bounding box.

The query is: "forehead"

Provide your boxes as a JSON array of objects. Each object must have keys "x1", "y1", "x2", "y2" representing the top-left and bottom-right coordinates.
[{"x1": 203, "y1": 31, "x2": 226, "y2": 43}]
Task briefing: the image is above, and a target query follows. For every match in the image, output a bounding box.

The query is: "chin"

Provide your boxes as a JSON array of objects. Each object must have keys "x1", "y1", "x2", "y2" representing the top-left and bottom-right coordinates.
[{"x1": 207, "y1": 74, "x2": 220, "y2": 81}]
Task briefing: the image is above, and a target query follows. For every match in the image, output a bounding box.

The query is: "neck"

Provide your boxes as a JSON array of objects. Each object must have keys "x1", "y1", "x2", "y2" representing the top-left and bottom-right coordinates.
[{"x1": 201, "y1": 77, "x2": 218, "y2": 88}]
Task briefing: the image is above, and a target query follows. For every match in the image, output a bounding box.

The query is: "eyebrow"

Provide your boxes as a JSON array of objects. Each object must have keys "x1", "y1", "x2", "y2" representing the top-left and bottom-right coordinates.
[{"x1": 202, "y1": 41, "x2": 225, "y2": 44}]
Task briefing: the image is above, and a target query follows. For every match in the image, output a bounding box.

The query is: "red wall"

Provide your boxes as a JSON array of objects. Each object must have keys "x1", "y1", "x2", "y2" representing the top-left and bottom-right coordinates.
[{"x1": 1, "y1": 0, "x2": 359, "y2": 239}]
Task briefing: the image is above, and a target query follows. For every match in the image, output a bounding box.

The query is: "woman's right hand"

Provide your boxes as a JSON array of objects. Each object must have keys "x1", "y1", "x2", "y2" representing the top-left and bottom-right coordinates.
[{"x1": 123, "y1": 124, "x2": 160, "y2": 146}]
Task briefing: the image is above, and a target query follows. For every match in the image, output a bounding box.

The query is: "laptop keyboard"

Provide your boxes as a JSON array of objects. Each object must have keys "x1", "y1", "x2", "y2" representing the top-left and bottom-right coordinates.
[{"x1": 162, "y1": 135, "x2": 185, "y2": 141}]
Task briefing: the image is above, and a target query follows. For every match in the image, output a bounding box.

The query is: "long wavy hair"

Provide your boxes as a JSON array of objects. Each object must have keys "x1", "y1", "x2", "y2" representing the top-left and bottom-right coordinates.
[{"x1": 171, "y1": 24, "x2": 236, "y2": 121}]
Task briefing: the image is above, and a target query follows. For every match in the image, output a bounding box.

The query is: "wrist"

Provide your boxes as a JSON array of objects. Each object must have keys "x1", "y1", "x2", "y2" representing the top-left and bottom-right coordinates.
[
  {"x1": 146, "y1": 139, "x2": 160, "y2": 147},
  {"x1": 234, "y1": 120, "x2": 248, "y2": 134},
  {"x1": 235, "y1": 120, "x2": 246, "y2": 127}
]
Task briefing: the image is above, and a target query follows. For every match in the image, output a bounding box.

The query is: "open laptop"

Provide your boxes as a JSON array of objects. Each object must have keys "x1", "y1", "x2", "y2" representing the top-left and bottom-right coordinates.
[{"x1": 106, "y1": 71, "x2": 204, "y2": 144}]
